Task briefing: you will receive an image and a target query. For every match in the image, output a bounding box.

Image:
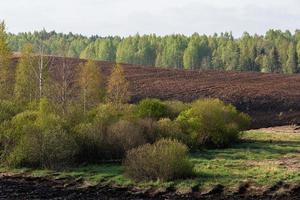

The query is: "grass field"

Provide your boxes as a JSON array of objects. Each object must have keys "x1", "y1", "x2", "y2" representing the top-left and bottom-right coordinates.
[{"x1": 1, "y1": 130, "x2": 300, "y2": 193}]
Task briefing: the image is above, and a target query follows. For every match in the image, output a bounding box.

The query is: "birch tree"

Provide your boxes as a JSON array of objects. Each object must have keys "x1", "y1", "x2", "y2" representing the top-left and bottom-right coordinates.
[
  {"x1": 79, "y1": 60, "x2": 103, "y2": 113},
  {"x1": 14, "y1": 43, "x2": 38, "y2": 103},
  {"x1": 0, "y1": 21, "x2": 12, "y2": 100}
]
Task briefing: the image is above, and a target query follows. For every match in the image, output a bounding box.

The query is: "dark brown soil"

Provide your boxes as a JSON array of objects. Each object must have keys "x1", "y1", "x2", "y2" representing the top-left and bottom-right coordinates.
[
  {"x1": 10, "y1": 56, "x2": 300, "y2": 129},
  {"x1": 0, "y1": 174, "x2": 300, "y2": 200}
]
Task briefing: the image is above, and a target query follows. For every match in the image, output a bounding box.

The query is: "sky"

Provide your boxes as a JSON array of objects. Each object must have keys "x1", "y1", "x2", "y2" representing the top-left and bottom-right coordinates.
[{"x1": 1, "y1": 0, "x2": 300, "y2": 37}]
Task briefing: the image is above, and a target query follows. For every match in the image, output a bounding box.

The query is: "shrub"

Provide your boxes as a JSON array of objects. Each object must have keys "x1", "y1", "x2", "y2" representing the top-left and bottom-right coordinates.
[
  {"x1": 176, "y1": 98, "x2": 251, "y2": 148},
  {"x1": 7, "y1": 126, "x2": 77, "y2": 169},
  {"x1": 107, "y1": 120, "x2": 146, "y2": 159},
  {"x1": 164, "y1": 100, "x2": 190, "y2": 119},
  {"x1": 90, "y1": 103, "x2": 122, "y2": 125},
  {"x1": 136, "y1": 118, "x2": 159, "y2": 143},
  {"x1": 0, "y1": 111, "x2": 39, "y2": 161},
  {"x1": 0, "y1": 100, "x2": 22, "y2": 123},
  {"x1": 136, "y1": 98, "x2": 168, "y2": 119},
  {"x1": 73, "y1": 122, "x2": 107, "y2": 163},
  {"x1": 74, "y1": 118, "x2": 146, "y2": 162},
  {"x1": 124, "y1": 139, "x2": 194, "y2": 182},
  {"x1": 4, "y1": 99, "x2": 78, "y2": 169},
  {"x1": 157, "y1": 118, "x2": 193, "y2": 147}
]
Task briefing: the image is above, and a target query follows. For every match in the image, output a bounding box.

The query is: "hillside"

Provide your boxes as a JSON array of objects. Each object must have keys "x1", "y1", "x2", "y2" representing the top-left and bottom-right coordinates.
[{"x1": 11, "y1": 56, "x2": 300, "y2": 128}]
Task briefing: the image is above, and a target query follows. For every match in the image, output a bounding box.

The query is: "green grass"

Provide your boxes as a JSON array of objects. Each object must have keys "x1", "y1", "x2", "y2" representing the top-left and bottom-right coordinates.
[{"x1": 1, "y1": 130, "x2": 300, "y2": 191}]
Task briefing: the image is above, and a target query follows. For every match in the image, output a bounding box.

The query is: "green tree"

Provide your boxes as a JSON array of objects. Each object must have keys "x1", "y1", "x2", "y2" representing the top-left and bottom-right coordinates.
[
  {"x1": 0, "y1": 21, "x2": 12, "y2": 100},
  {"x1": 184, "y1": 35, "x2": 211, "y2": 70},
  {"x1": 79, "y1": 60, "x2": 103, "y2": 113},
  {"x1": 183, "y1": 39, "x2": 199, "y2": 70},
  {"x1": 269, "y1": 47, "x2": 282, "y2": 73},
  {"x1": 285, "y1": 43, "x2": 298, "y2": 74},
  {"x1": 157, "y1": 35, "x2": 187, "y2": 69},
  {"x1": 96, "y1": 39, "x2": 116, "y2": 62},
  {"x1": 116, "y1": 36, "x2": 138, "y2": 64},
  {"x1": 14, "y1": 44, "x2": 38, "y2": 103},
  {"x1": 223, "y1": 40, "x2": 240, "y2": 71},
  {"x1": 297, "y1": 42, "x2": 300, "y2": 70}
]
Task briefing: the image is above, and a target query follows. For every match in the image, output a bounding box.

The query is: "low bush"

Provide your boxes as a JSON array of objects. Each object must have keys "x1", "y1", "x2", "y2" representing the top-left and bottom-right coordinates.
[
  {"x1": 164, "y1": 100, "x2": 190, "y2": 119},
  {"x1": 157, "y1": 118, "x2": 193, "y2": 147},
  {"x1": 136, "y1": 98, "x2": 168, "y2": 119},
  {"x1": 73, "y1": 122, "x2": 107, "y2": 163},
  {"x1": 176, "y1": 98, "x2": 251, "y2": 148},
  {"x1": 136, "y1": 118, "x2": 159, "y2": 143},
  {"x1": 74, "y1": 104, "x2": 119, "y2": 162},
  {"x1": 7, "y1": 126, "x2": 77, "y2": 169},
  {"x1": 124, "y1": 139, "x2": 194, "y2": 182},
  {"x1": 107, "y1": 120, "x2": 146, "y2": 159},
  {"x1": 4, "y1": 98, "x2": 78, "y2": 169},
  {"x1": 0, "y1": 100, "x2": 22, "y2": 123},
  {"x1": 0, "y1": 110, "x2": 39, "y2": 163}
]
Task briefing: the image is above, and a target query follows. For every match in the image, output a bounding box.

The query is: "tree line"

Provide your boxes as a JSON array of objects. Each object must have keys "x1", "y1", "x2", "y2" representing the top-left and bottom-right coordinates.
[{"x1": 7, "y1": 28, "x2": 300, "y2": 74}]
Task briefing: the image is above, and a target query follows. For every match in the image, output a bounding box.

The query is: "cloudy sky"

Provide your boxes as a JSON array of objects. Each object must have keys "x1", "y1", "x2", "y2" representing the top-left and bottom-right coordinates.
[{"x1": 1, "y1": 0, "x2": 300, "y2": 37}]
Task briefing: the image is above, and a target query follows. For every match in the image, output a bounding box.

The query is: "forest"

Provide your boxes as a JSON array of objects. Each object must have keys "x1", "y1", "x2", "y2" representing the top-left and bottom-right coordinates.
[{"x1": 7, "y1": 29, "x2": 300, "y2": 74}]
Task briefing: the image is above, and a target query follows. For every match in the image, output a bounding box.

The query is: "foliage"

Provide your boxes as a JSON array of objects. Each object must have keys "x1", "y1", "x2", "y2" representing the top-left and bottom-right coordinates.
[
  {"x1": 135, "y1": 118, "x2": 159, "y2": 144},
  {"x1": 73, "y1": 103, "x2": 141, "y2": 162},
  {"x1": 7, "y1": 126, "x2": 77, "y2": 169},
  {"x1": 107, "y1": 120, "x2": 146, "y2": 159},
  {"x1": 136, "y1": 98, "x2": 168, "y2": 119},
  {"x1": 0, "y1": 100, "x2": 22, "y2": 123},
  {"x1": 0, "y1": 21, "x2": 12, "y2": 100},
  {"x1": 176, "y1": 98, "x2": 251, "y2": 148},
  {"x1": 157, "y1": 118, "x2": 192, "y2": 147},
  {"x1": 107, "y1": 64, "x2": 130, "y2": 104},
  {"x1": 78, "y1": 60, "x2": 103, "y2": 113},
  {"x1": 3, "y1": 98, "x2": 78, "y2": 169},
  {"x1": 14, "y1": 43, "x2": 38, "y2": 103},
  {"x1": 164, "y1": 100, "x2": 190, "y2": 119},
  {"x1": 124, "y1": 139, "x2": 194, "y2": 181}
]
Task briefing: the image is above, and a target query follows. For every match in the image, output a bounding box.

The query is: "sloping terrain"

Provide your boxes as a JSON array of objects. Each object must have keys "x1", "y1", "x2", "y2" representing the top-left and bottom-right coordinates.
[{"x1": 11, "y1": 56, "x2": 300, "y2": 128}]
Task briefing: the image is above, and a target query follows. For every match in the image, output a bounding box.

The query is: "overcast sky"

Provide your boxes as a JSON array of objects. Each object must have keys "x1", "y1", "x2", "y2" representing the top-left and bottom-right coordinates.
[{"x1": 1, "y1": 0, "x2": 300, "y2": 37}]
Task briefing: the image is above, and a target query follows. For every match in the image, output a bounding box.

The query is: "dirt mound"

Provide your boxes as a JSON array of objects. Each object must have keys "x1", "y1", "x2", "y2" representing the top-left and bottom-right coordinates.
[{"x1": 10, "y1": 56, "x2": 300, "y2": 128}]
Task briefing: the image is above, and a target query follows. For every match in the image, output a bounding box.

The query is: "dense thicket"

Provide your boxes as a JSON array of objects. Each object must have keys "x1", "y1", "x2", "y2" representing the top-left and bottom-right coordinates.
[{"x1": 8, "y1": 30, "x2": 300, "y2": 73}]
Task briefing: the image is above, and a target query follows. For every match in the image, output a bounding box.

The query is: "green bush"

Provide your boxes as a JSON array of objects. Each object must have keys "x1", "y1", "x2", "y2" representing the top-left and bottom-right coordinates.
[
  {"x1": 107, "y1": 120, "x2": 146, "y2": 159},
  {"x1": 75, "y1": 119, "x2": 146, "y2": 162},
  {"x1": 136, "y1": 98, "x2": 168, "y2": 119},
  {"x1": 176, "y1": 98, "x2": 251, "y2": 148},
  {"x1": 0, "y1": 111, "x2": 39, "y2": 162},
  {"x1": 157, "y1": 118, "x2": 193, "y2": 147},
  {"x1": 7, "y1": 126, "x2": 77, "y2": 169},
  {"x1": 0, "y1": 100, "x2": 22, "y2": 123},
  {"x1": 74, "y1": 103, "x2": 123, "y2": 162},
  {"x1": 136, "y1": 118, "x2": 159, "y2": 143},
  {"x1": 4, "y1": 98, "x2": 78, "y2": 169},
  {"x1": 124, "y1": 139, "x2": 194, "y2": 182},
  {"x1": 164, "y1": 100, "x2": 190, "y2": 119},
  {"x1": 73, "y1": 122, "x2": 106, "y2": 163}
]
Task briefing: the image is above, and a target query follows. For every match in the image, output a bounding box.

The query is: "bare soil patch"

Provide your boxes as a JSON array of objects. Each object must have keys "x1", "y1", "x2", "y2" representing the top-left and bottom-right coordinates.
[{"x1": 0, "y1": 174, "x2": 300, "y2": 199}]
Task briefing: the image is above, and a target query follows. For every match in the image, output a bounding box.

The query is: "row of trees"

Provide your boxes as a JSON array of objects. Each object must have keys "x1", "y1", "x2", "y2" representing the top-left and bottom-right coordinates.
[
  {"x1": 7, "y1": 28, "x2": 300, "y2": 73},
  {"x1": 1, "y1": 22, "x2": 130, "y2": 114}
]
